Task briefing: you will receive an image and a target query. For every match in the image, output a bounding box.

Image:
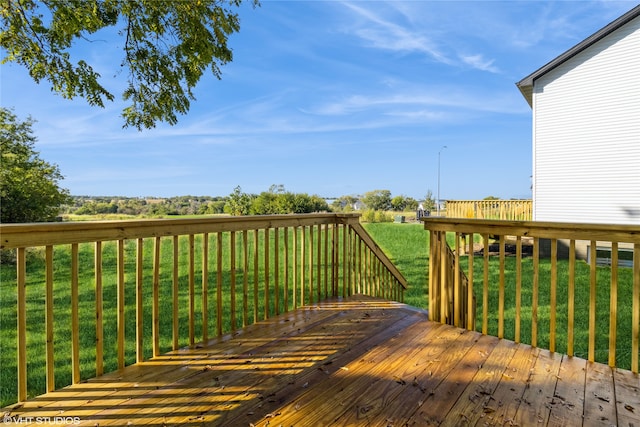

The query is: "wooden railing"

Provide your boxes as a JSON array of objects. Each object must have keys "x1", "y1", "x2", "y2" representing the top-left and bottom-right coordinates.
[
  {"x1": 423, "y1": 217, "x2": 640, "y2": 373},
  {"x1": 0, "y1": 213, "x2": 407, "y2": 405},
  {"x1": 445, "y1": 199, "x2": 532, "y2": 220}
]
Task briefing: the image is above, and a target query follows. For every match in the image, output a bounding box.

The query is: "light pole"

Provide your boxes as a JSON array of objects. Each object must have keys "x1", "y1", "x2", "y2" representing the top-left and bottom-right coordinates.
[{"x1": 437, "y1": 145, "x2": 447, "y2": 216}]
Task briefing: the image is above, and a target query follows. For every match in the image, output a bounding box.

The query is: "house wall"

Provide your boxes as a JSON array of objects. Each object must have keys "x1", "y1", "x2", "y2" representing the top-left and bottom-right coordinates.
[{"x1": 532, "y1": 16, "x2": 640, "y2": 225}]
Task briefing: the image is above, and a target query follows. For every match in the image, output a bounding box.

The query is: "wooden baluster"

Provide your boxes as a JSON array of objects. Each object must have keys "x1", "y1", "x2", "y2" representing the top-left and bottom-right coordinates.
[
  {"x1": 230, "y1": 231, "x2": 236, "y2": 330},
  {"x1": 428, "y1": 231, "x2": 437, "y2": 321},
  {"x1": 242, "y1": 230, "x2": 249, "y2": 326},
  {"x1": 317, "y1": 224, "x2": 322, "y2": 301},
  {"x1": 483, "y1": 234, "x2": 489, "y2": 335},
  {"x1": 17, "y1": 247, "x2": 27, "y2": 402},
  {"x1": 567, "y1": 240, "x2": 576, "y2": 357},
  {"x1": 172, "y1": 235, "x2": 179, "y2": 350},
  {"x1": 45, "y1": 245, "x2": 55, "y2": 391},
  {"x1": 324, "y1": 224, "x2": 329, "y2": 298},
  {"x1": 301, "y1": 226, "x2": 306, "y2": 304},
  {"x1": 468, "y1": 233, "x2": 475, "y2": 331},
  {"x1": 342, "y1": 225, "x2": 347, "y2": 298},
  {"x1": 293, "y1": 226, "x2": 298, "y2": 309},
  {"x1": 217, "y1": 232, "x2": 223, "y2": 335},
  {"x1": 589, "y1": 240, "x2": 597, "y2": 362},
  {"x1": 136, "y1": 238, "x2": 144, "y2": 363},
  {"x1": 71, "y1": 243, "x2": 80, "y2": 383},
  {"x1": 264, "y1": 228, "x2": 270, "y2": 318},
  {"x1": 515, "y1": 236, "x2": 522, "y2": 343},
  {"x1": 454, "y1": 232, "x2": 461, "y2": 327},
  {"x1": 274, "y1": 228, "x2": 279, "y2": 315},
  {"x1": 152, "y1": 237, "x2": 161, "y2": 357},
  {"x1": 283, "y1": 227, "x2": 289, "y2": 313},
  {"x1": 333, "y1": 224, "x2": 339, "y2": 297},
  {"x1": 632, "y1": 244, "x2": 639, "y2": 373},
  {"x1": 550, "y1": 238, "x2": 557, "y2": 353},
  {"x1": 309, "y1": 225, "x2": 314, "y2": 304},
  {"x1": 499, "y1": 235, "x2": 505, "y2": 339},
  {"x1": 117, "y1": 240, "x2": 125, "y2": 370},
  {"x1": 202, "y1": 233, "x2": 209, "y2": 342},
  {"x1": 95, "y1": 242, "x2": 104, "y2": 375},
  {"x1": 188, "y1": 234, "x2": 195, "y2": 346},
  {"x1": 253, "y1": 230, "x2": 259, "y2": 323},
  {"x1": 440, "y1": 232, "x2": 449, "y2": 324},
  {"x1": 532, "y1": 238, "x2": 539, "y2": 348},
  {"x1": 609, "y1": 242, "x2": 618, "y2": 367},
  {"x1": 357, "y1": 236, "x2": 362, "y2": 295}
]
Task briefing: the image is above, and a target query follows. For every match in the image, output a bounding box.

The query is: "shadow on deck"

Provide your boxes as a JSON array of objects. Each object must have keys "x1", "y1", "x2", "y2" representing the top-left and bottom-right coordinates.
[{"x1": 4, "y1": 296, "x2": 639, "y2": 426}]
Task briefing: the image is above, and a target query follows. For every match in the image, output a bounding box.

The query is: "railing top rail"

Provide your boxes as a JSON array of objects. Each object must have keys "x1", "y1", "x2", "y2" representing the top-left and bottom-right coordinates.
[
  {"x1": 421, "y1": 217, "x2": 640, "y2": 243},
  {"x1": 0, "y1": 213, "x2": 361, "y2": 249}
]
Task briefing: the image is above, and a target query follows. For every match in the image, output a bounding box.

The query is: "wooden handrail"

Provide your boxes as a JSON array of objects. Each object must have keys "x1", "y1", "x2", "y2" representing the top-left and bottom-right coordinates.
[
  {"x1": 0, "y1": 213, "x2": 406, "y2": 406},
  {"x1": 423, "y1": 217, "x2": 640, "y2": 373},
  {"x1": 1, "y1": 213, "x2": 361, "y2": 249}
]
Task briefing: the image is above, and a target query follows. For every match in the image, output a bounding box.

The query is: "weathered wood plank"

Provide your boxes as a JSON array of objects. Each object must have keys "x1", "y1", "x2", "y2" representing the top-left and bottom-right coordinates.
[
  {"x1": 86, "y1": 304, "x2": 408, "y2": 425},
  {"x1": 251, "y1": 320, "x2": 455, "y2": 426},
  {"x1": 3, "y1": 297, "x2": 635, "y2": 427},
  {"x1": 470, "y1": 342, "x2": 538, "y2": 426},
  {"x1": 9, "y1": 301, "x2": 349, "y2": 416},
  {"x1": 583, "y1": 361, "x2": 616, "y2": 426},
  {"x1": 337, "y1": 327, "x2": 485, "y2": 426},
  {"x1": 614, "y1": 367, "x2": 640, "y2": 427},
  {"x1": 438, "y1": 338, "x2": 519, "y2": 426},
  {"x1": 547, "y1": 355, "x2": 586, "y2": 427},
  {"x1": 395, "y1": 333, "x2": 500, "y2": 426},
  {"x1": 173, "y1": 305, "x2": 427, "y2": 426},
  {"x1": 514, "y1": 348, "x2": 563, "y2": 426}
]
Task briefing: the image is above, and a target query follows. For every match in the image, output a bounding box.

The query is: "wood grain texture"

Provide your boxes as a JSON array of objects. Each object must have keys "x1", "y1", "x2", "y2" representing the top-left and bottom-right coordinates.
[{"x1": 4, "y1": 296, "x2": 637, "y2": 427}]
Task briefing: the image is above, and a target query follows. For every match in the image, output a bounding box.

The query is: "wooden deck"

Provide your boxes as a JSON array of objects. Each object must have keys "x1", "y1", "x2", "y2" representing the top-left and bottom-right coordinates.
[{"x1": 4, "y1": 296, "x2": 639, "y2": 426}]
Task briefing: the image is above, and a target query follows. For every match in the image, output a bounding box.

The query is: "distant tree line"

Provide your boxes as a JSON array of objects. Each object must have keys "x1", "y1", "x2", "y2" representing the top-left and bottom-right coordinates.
[
  {"x1": 330, "y1": 189, "x2": 435, "y2": 214},
  {"x1": 62, "y1": 187, "x2": 437, "y2": 219},
  {"x1": 64, "y1": 185, "x2": 331, "y2": 217},
  {"x1": 64, "y1": 195, "x2": 227, "y2": 216}
]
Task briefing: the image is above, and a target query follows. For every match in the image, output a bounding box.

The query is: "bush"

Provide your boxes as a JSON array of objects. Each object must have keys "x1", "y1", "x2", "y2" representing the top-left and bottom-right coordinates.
[
  {"x1": 375, "y1": 211, "x2": 392, "y2": 223},
  {"x1": 361, "y1": 209, "x2": 392, "y2": 223}
]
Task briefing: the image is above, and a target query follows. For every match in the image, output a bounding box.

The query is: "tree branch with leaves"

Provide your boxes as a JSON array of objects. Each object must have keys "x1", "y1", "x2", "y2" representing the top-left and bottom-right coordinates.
[{"x1": 1, "y1": 0, "x2": 259, "y2": 129}]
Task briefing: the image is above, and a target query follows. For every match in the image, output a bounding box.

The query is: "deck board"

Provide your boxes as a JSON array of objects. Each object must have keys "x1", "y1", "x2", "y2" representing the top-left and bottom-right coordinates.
[{"x1": 4, "y1": 295, "x2": 639, "y2": 426}]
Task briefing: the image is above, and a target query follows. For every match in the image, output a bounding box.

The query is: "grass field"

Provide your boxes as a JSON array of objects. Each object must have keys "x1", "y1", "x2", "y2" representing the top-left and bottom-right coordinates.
[{"x1": 0, "y1": 221, "x2": 637, "y2": 407}]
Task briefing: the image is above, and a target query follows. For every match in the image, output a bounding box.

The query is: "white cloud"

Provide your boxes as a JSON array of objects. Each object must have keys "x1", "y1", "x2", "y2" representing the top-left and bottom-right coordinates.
[
  {"x1": 306, "y1": 86, "x2": 527, "y2": 118},
  {"x1": 459, "y1": 54, "x2": 500, "y2": 73},
  {"x1": 340, "y1": 2, "x2": 451, "y2": 64}
]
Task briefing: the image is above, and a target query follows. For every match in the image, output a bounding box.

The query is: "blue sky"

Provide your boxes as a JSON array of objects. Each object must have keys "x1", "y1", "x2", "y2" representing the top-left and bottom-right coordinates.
[{"x1": 1, "y1": 1, "x2": 637, "y2": 200}]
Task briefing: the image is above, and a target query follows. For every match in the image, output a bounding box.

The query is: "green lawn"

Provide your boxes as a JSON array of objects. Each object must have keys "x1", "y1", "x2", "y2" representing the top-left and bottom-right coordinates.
[{"x1": 362, "y1": 222, "x2": 428, "y2": 309}]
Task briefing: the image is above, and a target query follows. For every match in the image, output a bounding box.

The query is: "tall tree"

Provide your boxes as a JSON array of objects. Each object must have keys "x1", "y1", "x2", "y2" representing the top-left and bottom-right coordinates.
[
  {"x1": 1, "y1": 107, "x2": 71, "y2": 223},
  {"x1": 423, "y1": 190, "x2": 436, "y2": 212},
  {"x1": 224, "y1": 185, "x2": 253, "y2": 216},
  {"x1": 361, "y1": 189, "x2": 392, "y2": 211},
  {"x1": 1, "y1": 0, "x2": 259, "y2": 129}
]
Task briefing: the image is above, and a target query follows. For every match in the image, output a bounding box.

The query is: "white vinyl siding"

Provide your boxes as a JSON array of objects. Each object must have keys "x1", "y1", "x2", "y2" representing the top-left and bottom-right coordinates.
[{"x1": 532, "y1": 16, "x2": 640, "y2": 225}]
